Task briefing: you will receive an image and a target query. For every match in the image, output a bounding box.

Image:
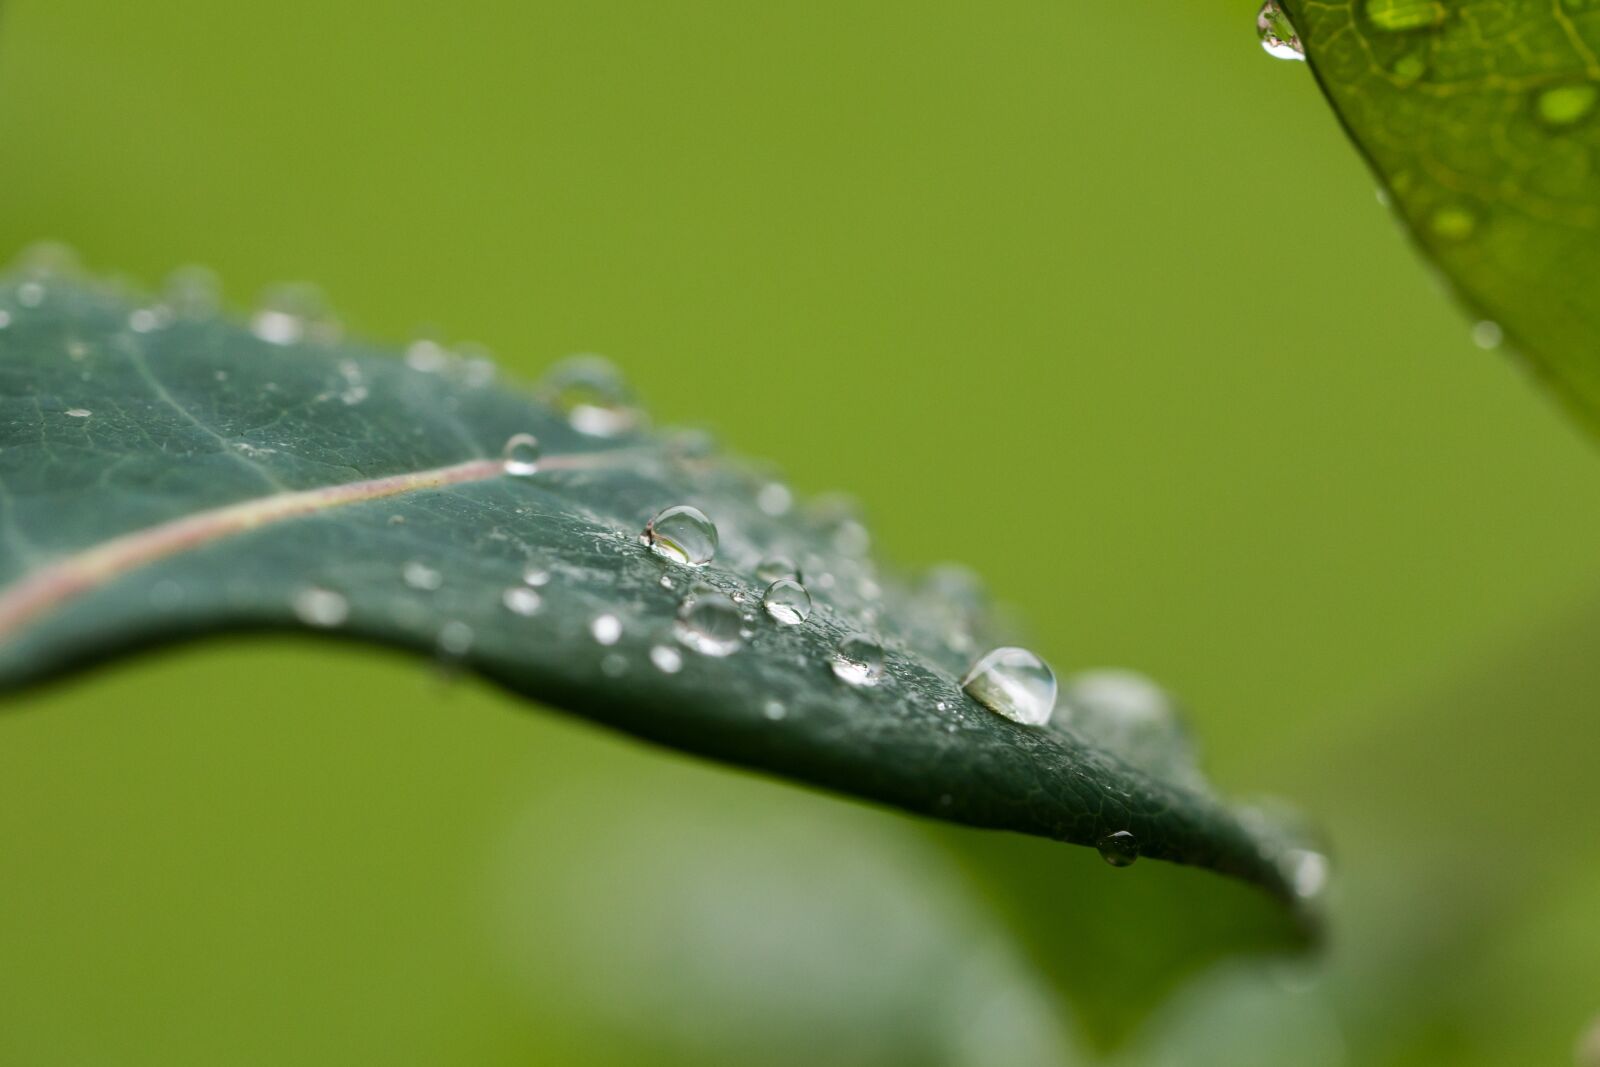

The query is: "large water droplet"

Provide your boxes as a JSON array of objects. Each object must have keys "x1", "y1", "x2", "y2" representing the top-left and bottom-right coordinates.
[
  {"x1": 960, "y1": 647, "x2": 1057, "y2": 726},
  {"x1": 1097, "y1": 830, "x2": 1140, "y2": 868},
  {"x1": 1364, "y1": 0, "x2": 1444, "y2": 31},
  {"x1": 502, "y1": 433, "x2": 541, "y2": 476},
  {"x1": 538, "y1": 354, "x2": 640, "y2": 436},
  {"x1": 1256, "y1": 0, "x2": 1305, "y2": 60},
  {"x1": 642, "y1": 505, "x2": 718, "y2": 566},
  {"x1": 502, "y1": 586, "x2": 542, "y2": 616},
  {"x1": 675, "y1": 592, "x2": 745, "y2": 656},
  {"x1": 762, "y1": 578, "x2": 812, "y2": 625},
  {"x1": 830, "y1": 633, "x2": 886, "y2": 686},
  {"x1": 292, "y1": 586, "x2": 349, "y2": 628},
  {"x1": 1536, "y1": 82, "x2": 1599, "y2": 127}
]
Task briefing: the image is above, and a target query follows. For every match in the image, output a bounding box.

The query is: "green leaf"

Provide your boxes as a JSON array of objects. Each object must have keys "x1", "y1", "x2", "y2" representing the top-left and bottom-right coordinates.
[
  {"x1": 0, "y1": 258, "x2": 1320, "y2": 974},
  {"x1": 1280, "y1": 0, "x2": 1600, "y2": 433}
]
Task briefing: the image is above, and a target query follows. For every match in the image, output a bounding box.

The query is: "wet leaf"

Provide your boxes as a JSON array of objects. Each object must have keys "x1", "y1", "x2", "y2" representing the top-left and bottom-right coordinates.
[
  {"x1": 1281, "y1": 0, "x2": 1600, "y2": 434},
  {"x1": 0, "y1": 259, "x2": 1320, "y2": 1023}
]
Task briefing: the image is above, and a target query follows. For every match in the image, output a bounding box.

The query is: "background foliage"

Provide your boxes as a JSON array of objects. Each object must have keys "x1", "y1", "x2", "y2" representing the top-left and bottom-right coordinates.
[{"x1": 2, "y1": 2, "x2": 1599, "y2": 1063}]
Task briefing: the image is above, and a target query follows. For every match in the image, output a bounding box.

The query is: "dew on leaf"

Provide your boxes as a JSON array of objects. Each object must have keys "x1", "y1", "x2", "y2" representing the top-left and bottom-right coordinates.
[
  {"x1": 1286, "y1": 849, "x2": 1330, "y2": 899},
  {"x1": 675, "y1": 592, "x2": 744, "y2": 657},
  {"x1": 251, "y1": 283, "x2": 340, "y2": 346},
  {"x1": 763, "y1": 700, "x2": 787, "y2": 720},
  {"x1": 402, "y1": 560, "x2": 443, "y2": 591},
  {"x1": 642, "y1": 504, "x2": 718, "y2": 566},
  {"x1": 830, "y1": 633, "x2": 886, "y2": 687},
  {"x1": 649, "y1": 644, "x2": 684, "y2": 673},
  {"x1": 538, "y1": 354, "x2": 640, "y2": 437},
  {"x1": 501, "y1": 586, "x2": 542, "y2": 616},
  {"x1": 960, "y1": 646, "x2": 1057, "y2": 726},
  {"x1": 64, "y1": 408, "x2": 91, "y2": 418},
  {"x1": 522, "y1": 565, "x2": 551, "y2": 587},
  {"x1": 1256, "y1": 0, "x2": 1304, "y2": 60},
  {"x1": 756, "y1": 481, "x2": 794, "y2": 516},
  {"x1": 163, "y1": 265, "x2": 222, "y2": 319},
  {"x1": 762, "y1": 578, "x2": 812, "y2": 625},
  {"x1": 590, "y1": 613, "x2": 623, "y2": 646},
  {"x1": 501, "y1": 433, "x2": 541, "y2": 477},
  {"x1": 755, "y1": 555, "x2": 800, "y2": 583},
  {"x1": 292, "y1": 586, "x2": 349, "y2": 628},
  {"x1": 1098, "y1": 830, "x2": 1140, "y2": 868},
  {"x1": 438, "y1": 619, "x2": 475, "y2": 656},
  {"x1": 1471, "y1": 320, "x2": 1504, "y2": 349}
]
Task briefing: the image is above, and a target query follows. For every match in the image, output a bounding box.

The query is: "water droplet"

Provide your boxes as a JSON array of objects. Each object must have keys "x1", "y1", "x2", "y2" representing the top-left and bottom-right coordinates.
[
  {"x1": 127, "y1": 307, "x2": 169, "y2": 333},
  {"x1": 17, "y1": 282, "x2": 44, "y2": 308},
  {"x1": 1430, "y1": 204, "x2": 1477, "y2": 240},
  {"x1": 960, "y1": 647, "x2": 1057, "y2": 726},
  {"x1": 163, "y1": 265, "x2": 222, "y2": 318},
  {"x1": 405, "y1": 336, "x2": 452, "y2": 373},
  {"x1": 438, "y1": 619, "x2": 475, "y2": 656},
  {"x1": 501, "y1": 433, "x2": 541, "y2": 476},
  {"x1": 64, "y1": 408, "x2": 91, "y2": 418},
  {"x1": 1364, "y1": 0, "x2": 1444, "y2": 31},
  {"x1": 757, "y1": 482, "x2": 794, "y2": 516},
  {"x1": 642, "y1": 505, "x2": 718, "y2": 566},
  {"x1": 538, "y1": 354, "x2": 640, "y2": 436},
  {"x1": 755, "y1": 556, "x2": 799, "y2": 583},
  {"x1": 830, "y1": 633, "x2": 886, "y2": 686},
  {"x1": 522, "y1": 565, "x2": 551, "y2": 587},
  {"x1": 762, "y1": 579, "x2": 812, "y2": 625},
  {"x1": 1286, "y1": 848, "x2": 1330, "y2": 898},
  {"x1": 292, "y1": 586, "x2": 348, "y2": 628},
  {"x1": 502, "y1": 586, "x2": 542, "y2": 616},
  {"x1": 402, "y1": 560, "x2": 443, "y2": 591},
  {"x1": 1536, "y1": 82, "x2": 1599, "y2": 127},
  {"x1": 659, "y1": 575, "x2": 674, "y2": 590},
  {"x1": 251, "y1": 283, "x2": 340, "y2": 345},
  {"x1": 590, "y1": 613, "x2": 623, "y2": 646},
  {"x1": 675, "y1": 592, "x2": 745, "y2": 656},
  {"x1": 763, "y1": 700, "x2": 787, "y2": 720},
  {"x1": 1471, "y1": 320, "x2": 1503, "y2": 349},
  {"x1": 1256, "y1": 0, "x2": 1304, "y2": 60},
  {"x1": 1097, "y1": 830, "x2": 1140, "y2": 868},
  {"x1": 650, "y1": 644, "x2": 684, "y2": 673}
]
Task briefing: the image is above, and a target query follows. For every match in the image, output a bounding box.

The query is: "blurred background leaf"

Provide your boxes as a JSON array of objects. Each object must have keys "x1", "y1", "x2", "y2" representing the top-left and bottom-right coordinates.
[
  {"x1": 1282, "y1": 0, "x2": 1600, "y2": 437},
  {"x1": 2, "y1": 1, "x2": 1599, "y2": 1063}
]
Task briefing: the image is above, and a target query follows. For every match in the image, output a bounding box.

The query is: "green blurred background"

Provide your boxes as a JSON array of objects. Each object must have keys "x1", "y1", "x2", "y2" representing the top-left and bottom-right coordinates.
[{"x1": 2, "y1": 2, "x2": 1599, "y2": 1063}]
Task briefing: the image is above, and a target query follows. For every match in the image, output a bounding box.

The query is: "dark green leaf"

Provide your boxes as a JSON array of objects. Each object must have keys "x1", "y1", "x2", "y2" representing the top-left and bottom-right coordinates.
[
  {"x1": 1282, "y1": 0, "x2": 1600, "y2": 433},
  {"x1": 0, "y1": 259, "x2": 1320, "y2": 967}
]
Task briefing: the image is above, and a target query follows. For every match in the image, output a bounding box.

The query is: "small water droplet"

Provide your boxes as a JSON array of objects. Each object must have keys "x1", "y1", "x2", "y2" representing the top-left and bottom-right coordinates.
[
  {"x1": 762, "y1": 579, "x2": 812, "y2": 625},
  {"x1": 501, "y1": 433, "x2": 541, "y2": 476},
  {"x1": 675, "y1": 592, "x2": 745, "y2": 656},
  {"x1": 1430, "y1": 204, "x2": 1477, "y2": 240},
  {"x1": 1364, "y1": 0, "x2": 1444, "y2": 31},
  {"x1": 251, "y1": 283, "x2": 340, "y2": 345},
  {"x1": 127, "y1": 306, "x2": 169, "y2": 333},
  {"x1": 659, "y1": 575, "x2": 675, "y2": 590},
  {"x1": 538, "y1": 354, "x2": 640, "y2": 436},
  {"x1": 601, "y1": 652, "x2": 629, "y2": 677},
  {"x1": 64, "y1": 408, "x2": 91, "y2": 418},
  {"x1": 1286, "y1": 848, "x2": 1329, "y2": 898},
  {"x1": 590, "y1": 613, "x2": 623, "y2": 646},
  {"x1": 650, "y1": 644, "x2": 684, "y2": 673},
  {"x1": 405, "y1": 336, "x2": 452, "y2": 373},
  {"x1": 1471, "y1": 320, "x2": 1503, "y2": 349},
  {"x1": 17, "y1": 282, "x2": 45, "y2": 307},
  {"x1": 935, "y1": 700, "x2": 949, "y2": 712},
  {"x1": 763, "y1": 700, "x2": 787, "y2": 720},
  {"x1": 502, "y1": 586, "x2": 542, "y2": 616},
  {"x1": 1098, "y1": 830, "x2": 1140, "y2": 868},
  {"x1": 438, "y1": 619, "x2": 475, "y2": 656},
  {"x1": 1256, "y1": 0, "x2": 1305, "y2": 60},
  {"x1": 830, "y1": 633, "x2": 886, "y2": 686},
  {"x1": 293, "y1": 586, "x2": 349, "y2": 628},
  {"x1": 642, "y1": 505, "x2": 718, "y2": 566},
  {"x1": 164, "y1": 265, "x2": 222, "y2": 318},
  {"x1": 402, "y1": 560, "x2": 443, "y2": 591},
  {"x1": 755, "y1": 555, "x2": 800, "y2": 583},
  {"x1": 757, "y1": 482, "x2": 794, "y2": 516},
  {"x1": 522, "y1": 565, "x2": 551, "y2": 587},
  {"x1": 1536, "y1": 82, "x2": 1599, "y2": 127},
  {"x1": 961, "y1": 647, "x2": 1057, "y2": 726}
]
